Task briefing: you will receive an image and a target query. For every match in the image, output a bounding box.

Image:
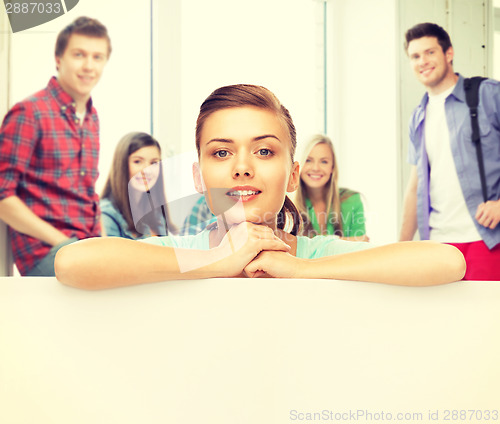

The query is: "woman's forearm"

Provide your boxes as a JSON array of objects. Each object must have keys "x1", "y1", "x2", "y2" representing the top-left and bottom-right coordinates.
[
  {"x1": 296, "y1": 242, "x2": 466, "y2": 286},
  {"x1": 54, "y1": 237, "x2": 224, "y2": 290}
]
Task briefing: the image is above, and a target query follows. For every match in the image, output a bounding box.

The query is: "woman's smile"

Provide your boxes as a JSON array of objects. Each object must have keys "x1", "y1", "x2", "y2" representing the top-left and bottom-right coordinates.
[{"x1": 226, "y1": 186, "x2": 262, "y2": 202}]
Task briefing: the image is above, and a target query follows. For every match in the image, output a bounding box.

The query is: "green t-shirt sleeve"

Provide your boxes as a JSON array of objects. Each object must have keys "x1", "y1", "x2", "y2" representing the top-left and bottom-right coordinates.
[
  {"x1": 140, "y1": 235, "x2": 176, "y2": 247},
  {"x1": 319, "y1": 238, "x2": 374, "y2": 257},
  {"x1": 340, "y1": 193, "x2": 366, "y2": 237},
  {"x1": 139, "y1": 231, "x2": 211, "y2": 250}
]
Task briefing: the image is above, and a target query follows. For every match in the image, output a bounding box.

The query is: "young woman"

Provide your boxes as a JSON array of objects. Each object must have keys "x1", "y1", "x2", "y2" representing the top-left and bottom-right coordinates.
[
  {"x1": 295, "y1": 134, "x2": 368, "y2": 241},
  {"x1": 100, "y1": 132, "x2": 175, "y2": 239},
  {"x1": 55, "y1": 85, "x2": 465, "y2": 289}
]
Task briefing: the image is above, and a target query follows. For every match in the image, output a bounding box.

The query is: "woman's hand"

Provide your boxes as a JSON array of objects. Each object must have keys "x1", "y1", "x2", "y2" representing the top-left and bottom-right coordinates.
[
  {"x1": 244, "y1": 250, "x2": 306, "y2": 278},
  {"x1": 210, "y1": 222, "x2": 291, "y2": 277}
]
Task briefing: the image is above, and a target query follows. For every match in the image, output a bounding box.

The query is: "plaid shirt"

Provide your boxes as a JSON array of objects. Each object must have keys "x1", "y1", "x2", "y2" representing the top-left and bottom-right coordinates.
[
  {"x1": 180, "y1": 196, "x2": 215, "y2": 235},
  {"x1": 0, "y1": 77, "x2": 101, "y2": 274}
]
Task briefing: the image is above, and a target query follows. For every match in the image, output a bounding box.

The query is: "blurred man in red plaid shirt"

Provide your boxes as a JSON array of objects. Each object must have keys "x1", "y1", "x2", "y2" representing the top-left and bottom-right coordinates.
[{"x1": 0, "y1": 16, "x2": 111, "y2": 275}]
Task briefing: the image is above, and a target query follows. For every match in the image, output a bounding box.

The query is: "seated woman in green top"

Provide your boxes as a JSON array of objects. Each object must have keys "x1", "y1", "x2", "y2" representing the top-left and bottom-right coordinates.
[{"x1": 295, "y1": 134, "x2": 369, "y2": 241}]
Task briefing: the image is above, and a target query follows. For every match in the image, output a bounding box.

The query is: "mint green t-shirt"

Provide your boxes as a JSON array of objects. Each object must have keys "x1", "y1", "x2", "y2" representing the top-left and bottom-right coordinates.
[{"x1": 142, "y1": 230, "x2": 373, "y2": 259}]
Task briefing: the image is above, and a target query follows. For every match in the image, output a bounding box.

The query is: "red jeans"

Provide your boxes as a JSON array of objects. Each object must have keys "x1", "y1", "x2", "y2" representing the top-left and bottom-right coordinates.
[{"x1": 447, "y1": 241, "x2": 500, "y2": 280}]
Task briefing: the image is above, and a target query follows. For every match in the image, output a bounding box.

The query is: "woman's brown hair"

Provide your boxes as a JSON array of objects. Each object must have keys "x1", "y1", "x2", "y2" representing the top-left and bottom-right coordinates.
[{"x1": 195, "y1": 84, "x2": 302, "y2": 235}]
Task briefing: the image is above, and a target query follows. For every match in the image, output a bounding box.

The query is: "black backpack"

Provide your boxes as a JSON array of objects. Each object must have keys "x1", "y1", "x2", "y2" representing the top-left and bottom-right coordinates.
[{"x1": 463, "y1": 76, "x2": 488, "y2": 202}]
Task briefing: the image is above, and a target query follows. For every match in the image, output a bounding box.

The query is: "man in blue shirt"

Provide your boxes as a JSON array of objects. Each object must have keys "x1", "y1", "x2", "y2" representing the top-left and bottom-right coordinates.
[{"x1": 399, "y1": 22, "x2": 500, "y2": 280}]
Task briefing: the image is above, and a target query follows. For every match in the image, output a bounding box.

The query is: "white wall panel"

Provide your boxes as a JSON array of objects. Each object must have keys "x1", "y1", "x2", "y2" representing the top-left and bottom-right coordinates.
[
  {"x1": 328, "y1": 0, "x2": 399, "y2": 244},
  {"x1": 155, "y1": 0, "x2": 322, "y2": 157}
]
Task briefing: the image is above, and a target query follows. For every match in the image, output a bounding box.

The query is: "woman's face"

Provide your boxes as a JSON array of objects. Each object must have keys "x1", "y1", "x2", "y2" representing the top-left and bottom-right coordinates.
[
  {"x1": 195, "y1": 106, "x2": 299, "y2": 228},
  {"x1": 128, "y1": 145, "x2": 161, "y2": 191},
  {"x1": 300, "y1": 143, "x2": 334, "y2": 190}
]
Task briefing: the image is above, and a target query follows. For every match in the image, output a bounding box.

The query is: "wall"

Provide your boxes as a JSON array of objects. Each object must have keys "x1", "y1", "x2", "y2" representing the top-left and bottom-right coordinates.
[
  {"x1": 328, "y1": 0, "x2": 399, "y2": 244},
  {"x1": 155, "y1": 0, "x2": 325, "y2": 156}
]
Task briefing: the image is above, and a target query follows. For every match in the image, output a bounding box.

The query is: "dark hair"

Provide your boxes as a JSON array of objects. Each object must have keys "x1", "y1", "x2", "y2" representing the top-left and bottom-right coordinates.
[
  {"x1": 55, "y1": 16, "x2": 111, "y2": 58},
  {"x1": 195, "y1": 84, "x2": 302, "y2": 235},
  {"x1": 102, "y1": 132, "x2": 173, "y2": 235},
  {"x1": 404, "y1": 22, "x2": 452, "y2": 54}
]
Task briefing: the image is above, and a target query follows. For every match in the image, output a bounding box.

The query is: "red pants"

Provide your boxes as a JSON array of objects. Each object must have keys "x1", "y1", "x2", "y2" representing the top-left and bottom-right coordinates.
[{"x1": 447, "y1": 241, "x2": 500, "y2": 280}]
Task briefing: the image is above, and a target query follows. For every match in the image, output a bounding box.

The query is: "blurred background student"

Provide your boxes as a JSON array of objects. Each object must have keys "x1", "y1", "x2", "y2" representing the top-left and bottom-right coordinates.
[
  {"x1": 100, "y1": 132, "x2": 175, "y2": 239},
  {"x1": 295, "y1": 134, "x2": 368, "y2": 241}
]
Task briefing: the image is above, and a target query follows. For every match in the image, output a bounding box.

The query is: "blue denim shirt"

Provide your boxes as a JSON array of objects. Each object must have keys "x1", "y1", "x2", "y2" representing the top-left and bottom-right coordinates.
[
  {"x1": 100, "y1": 197, "x2": 166, "y2": 240},
  {"x1": 408, "y1": 74, "x2": 500, "y2": 249}
]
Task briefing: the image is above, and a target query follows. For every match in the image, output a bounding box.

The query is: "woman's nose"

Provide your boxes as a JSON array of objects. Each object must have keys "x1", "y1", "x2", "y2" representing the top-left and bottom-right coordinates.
[
  {"x1": 232, "y1": 157, "x2": 253, "y2": 178},
  {"x1": 140, "y1": 164, "x2": 156, "y2": 177}
]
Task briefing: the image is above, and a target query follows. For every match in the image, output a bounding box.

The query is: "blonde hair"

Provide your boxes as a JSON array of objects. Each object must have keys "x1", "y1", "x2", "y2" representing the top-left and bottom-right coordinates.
[{"x1": 296, "y1": 134, "x2": 350, "y2": 237}]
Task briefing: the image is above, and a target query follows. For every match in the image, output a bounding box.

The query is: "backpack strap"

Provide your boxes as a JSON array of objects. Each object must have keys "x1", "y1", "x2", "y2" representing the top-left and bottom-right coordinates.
[{"x1": 464, "y1": 76, "x2": 488, "y2": 202}]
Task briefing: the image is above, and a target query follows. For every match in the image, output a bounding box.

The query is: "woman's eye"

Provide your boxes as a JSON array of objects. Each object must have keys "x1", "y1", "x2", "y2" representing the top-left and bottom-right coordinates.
[
  {"x1": 214, "y1": 150, "x2": 229, "y2": 158},
  {"x1": 258, "y1": 148, "x2": 272, "y2": 156}
]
